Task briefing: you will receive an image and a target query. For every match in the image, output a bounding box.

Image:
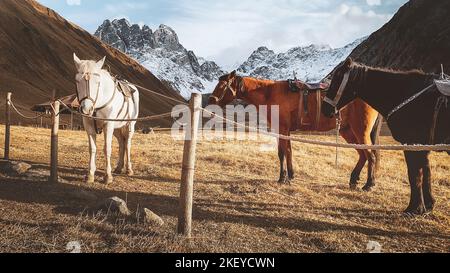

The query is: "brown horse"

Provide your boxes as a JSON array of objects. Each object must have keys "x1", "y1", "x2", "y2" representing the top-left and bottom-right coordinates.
[
  {"x1": 208, "y1": 71, "x2": 382, "y2": 190},
  {"x1": 322, "y1": 58, "x2": 450, "y2": 215}
]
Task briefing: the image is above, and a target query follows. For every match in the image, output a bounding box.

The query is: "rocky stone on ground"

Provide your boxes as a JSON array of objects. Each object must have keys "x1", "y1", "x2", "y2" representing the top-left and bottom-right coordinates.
[
  {"x1": 0, "y1": 161, "x2": 32, "y2": 176},
  {"x1": 94, "y1": 196, "x2": 131, "y2": 216},
  {"x1": 141, "y1": 208, "x2": 164, "y2": 226}
]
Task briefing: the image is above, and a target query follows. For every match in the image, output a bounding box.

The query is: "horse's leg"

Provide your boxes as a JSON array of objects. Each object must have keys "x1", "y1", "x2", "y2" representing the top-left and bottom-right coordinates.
[
  {"x1": 125, "y1": 124, "x2": 135, "y2": 176},
  {"x1": 362, "y1": 149, "x2": 377, "y2": 192},
  {"x1": 352, "y1": 123, "x2": 377, "y2": 191},
  {"x1": 421, "y1": 153, "x2": 435, "y2": 211},
  {"x1": 276, "y1": 124, "x2": 291, "y2": 184},
  {"x1": 103, "y1": 123, "x2": 114, "y2": 184},
  {"x1": 86, "y1": 132, "x2": 97, "y2": 183},
  {"x1": 340, "y1": 126, "x2": 366, "y2": 189},
  {"x1": 286, "y1": 139, "x2": 294, "y2": 182},
  {"x1": 404, "y1": 151, "x2": 427, "y2": 215},
  {"x1": 113, "y1": 130, "x2": 125, "y2": 174},
  {"x1": 277, "y1": 138, "x2": 288, "y2": 184}
]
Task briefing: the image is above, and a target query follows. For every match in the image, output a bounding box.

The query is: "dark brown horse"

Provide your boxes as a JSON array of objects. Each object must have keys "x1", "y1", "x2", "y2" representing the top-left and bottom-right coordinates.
[
  {"x1": 208, "y1": 71, "x2": 382, "y2": 190},
  {"x1": 322, "y1": 58, "x2": 450, "y2": 215}
]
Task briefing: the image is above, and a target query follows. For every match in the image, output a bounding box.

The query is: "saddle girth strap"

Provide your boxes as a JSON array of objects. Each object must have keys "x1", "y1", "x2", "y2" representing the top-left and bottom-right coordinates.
[
  {"x1": 297, "y1": 90, "x2": 322, "y2": 130},
  {"x1": 429, "y1": 96, "x2": 448, "y2": 144},
  {"x1": 315, "y1": 91, "x2": 322, "y2": 131},
  {"x1": 93, "y1": 111, "x2": 102, "y2": 135},
  {"x1": 298, "y1": 92, "x2": 305, "y2": 129}
]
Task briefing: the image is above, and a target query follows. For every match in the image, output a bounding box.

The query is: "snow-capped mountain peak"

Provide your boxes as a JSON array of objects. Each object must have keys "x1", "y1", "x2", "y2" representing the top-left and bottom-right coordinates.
[
  {"x1": 95, "y1": 18, "x2": 225, "y2": 98},
  {"x1": 238, "y1": 38, "x2": 366, "y2": 82}
]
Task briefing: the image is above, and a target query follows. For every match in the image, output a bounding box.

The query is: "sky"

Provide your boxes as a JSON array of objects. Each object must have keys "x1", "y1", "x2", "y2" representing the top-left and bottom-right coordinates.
[{"x1": 37, "y1": 0, "x2": 409, "y2": 68}]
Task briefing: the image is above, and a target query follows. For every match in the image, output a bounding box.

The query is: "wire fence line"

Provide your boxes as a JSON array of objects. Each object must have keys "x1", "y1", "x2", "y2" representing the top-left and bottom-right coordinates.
[
  {"x1": 57, "y1": 99, "x2": 186, "y2": 122},
  {"x1": 6, "y1": 94, "x2": 450, "y2": 152},
  {"x1": 9, "y1": 100, "x2": 47, "y2": 120},
  {"x1": 200, "y1": 107, "x2": 450, "y2": 152},
  {"x1": 131, "y1": 83, "x2": 188, "y2": 106}
]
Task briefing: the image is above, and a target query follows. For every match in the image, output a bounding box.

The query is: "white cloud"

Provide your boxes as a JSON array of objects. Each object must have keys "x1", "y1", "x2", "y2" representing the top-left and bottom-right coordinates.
[
  {"x1": 366, "y1": 0, "x2": 382, "y2": 6},
  {"x1": 66, "y1": 0, "x2": 81, "y2": 6},
  {"x1": 104, "y1": 2, "x2": 148, "y2": 14},
  {"x1": 164, "y1": 0, "x2": 394, "y2": 67}
]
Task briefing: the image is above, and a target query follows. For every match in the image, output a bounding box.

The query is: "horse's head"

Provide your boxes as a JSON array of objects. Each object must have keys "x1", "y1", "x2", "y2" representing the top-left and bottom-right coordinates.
[
  {"x1": 322, "y1": 58, "x2": 358, "y2": 118},
  {"x1": 208, "y1": 71, "x2": 241, "y2": 107},
  {"x1": 73, "y1": 53, "x2": 106, "y2": 115}
]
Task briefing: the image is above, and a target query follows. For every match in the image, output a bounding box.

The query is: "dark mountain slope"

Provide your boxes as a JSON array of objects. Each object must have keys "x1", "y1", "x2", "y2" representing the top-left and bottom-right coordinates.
[
  {"x1": 350, "y1": 0, "x2": 450, "y2": 73},
  {"x1": 0, "y1": 0, "x2": 184, "y2": 127}
]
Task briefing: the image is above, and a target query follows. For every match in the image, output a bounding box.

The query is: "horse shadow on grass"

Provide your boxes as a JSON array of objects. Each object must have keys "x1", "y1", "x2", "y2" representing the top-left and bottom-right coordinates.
[{"x1": 0, "y1": 170, "x2": 448, "y2": 243}]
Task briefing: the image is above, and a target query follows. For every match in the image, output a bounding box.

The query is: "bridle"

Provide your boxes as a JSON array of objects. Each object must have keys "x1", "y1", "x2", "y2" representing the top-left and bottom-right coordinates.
[
  {"x1": 323, "y1": 70, "x2": 351, "y2": 110},
  {"x1": 75, "y1": 72, "x2": 116, "y2": 114},
  {"x1": 209, "y1": 76, "x2": 243, "y2": 103},
  {"x1": 323, "y1": 65, "x2": 369, "y2": 113}
]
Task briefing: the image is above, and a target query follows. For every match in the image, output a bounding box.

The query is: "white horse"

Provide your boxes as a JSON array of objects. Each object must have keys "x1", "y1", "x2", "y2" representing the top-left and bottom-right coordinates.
[{"x1": 73, "y1": 53, "x2": 140, "y2": 184}]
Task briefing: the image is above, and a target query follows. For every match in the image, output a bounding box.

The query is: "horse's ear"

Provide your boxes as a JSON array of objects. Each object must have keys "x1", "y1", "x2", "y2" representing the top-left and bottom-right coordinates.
[
  {"x1": 344, "y1": 57, "x2": 353, "y2": 68},
  {"x1": 230, "y1": 70, "x2": 237, "y2": 79},
  {"x1": 96, "y1": 56, "x2": 106, "y2": 69},
  {"x1": 73, "y1": 53, "x2": 82, "y2": 70}
]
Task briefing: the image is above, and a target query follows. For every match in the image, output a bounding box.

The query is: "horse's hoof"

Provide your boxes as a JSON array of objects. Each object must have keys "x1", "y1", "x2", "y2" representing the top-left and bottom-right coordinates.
[
  {"x1": 103, "y1": 175, "x2": 113, "y2": 184},
  {"x1": 349, "y1": 183, "x2": 358, "y2": 190},
  {"x1": 403, "y1": 205, "x2": 427, "y2": 216},
  {"x1": 126, "y1": 169, "x2": 134, "y2": 176},
  {"x1": 425, "y1": 202, "x2": 435, "y2": 212},
  {"x1": 113, "y1": 168, "x2": 123, "y2": 174},
  {"x1": 85, "y1": 175, "x2": 95, "y2": 184},
  {"x1": 277, "y1": 176, "x2": 291, "y2": 185},
  {"x1": 350, "y1": 174, "x2": 360, "y2": 185},
  {"x1": 362, "y1": 184, "x2": 374, "y2": 192}
]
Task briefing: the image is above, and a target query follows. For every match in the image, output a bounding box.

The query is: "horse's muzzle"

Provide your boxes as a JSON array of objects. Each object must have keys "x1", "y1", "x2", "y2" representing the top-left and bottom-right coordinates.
[
  {"x1": 208, "y1": 96, "x2": 219, "y2": 105},
  {"x1": 80, "y1": 100, "x2": 94, "y2": 116}
]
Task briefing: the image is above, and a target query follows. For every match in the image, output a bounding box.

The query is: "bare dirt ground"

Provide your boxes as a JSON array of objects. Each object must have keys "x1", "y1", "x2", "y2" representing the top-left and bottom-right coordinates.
[{"x1": 0, "y1": 126, "x2": 448, "y2": 253}]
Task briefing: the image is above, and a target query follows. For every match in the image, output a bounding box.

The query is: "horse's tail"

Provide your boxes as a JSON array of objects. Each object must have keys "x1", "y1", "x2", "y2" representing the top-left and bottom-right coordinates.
[{"x1": 370, "y1": 113, "x2": 383, "y2": 173}]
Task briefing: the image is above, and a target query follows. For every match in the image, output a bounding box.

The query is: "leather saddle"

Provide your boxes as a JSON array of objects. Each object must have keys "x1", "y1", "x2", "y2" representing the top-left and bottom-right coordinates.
[
  {"x1": 288, "y1": 79, "x2": 328, "y2": 114},
  {"x1": 288, "y1": 79, "x2": 328, "y2": 93},
  {"x1": 117, "y1": 80, "x2": 135, "y2": 98}
]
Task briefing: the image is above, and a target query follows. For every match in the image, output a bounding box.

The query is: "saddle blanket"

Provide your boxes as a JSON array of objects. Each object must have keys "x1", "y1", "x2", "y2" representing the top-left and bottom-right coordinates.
[{"x1": 434, "y1": 79, "x2": 450, "y2": 96}]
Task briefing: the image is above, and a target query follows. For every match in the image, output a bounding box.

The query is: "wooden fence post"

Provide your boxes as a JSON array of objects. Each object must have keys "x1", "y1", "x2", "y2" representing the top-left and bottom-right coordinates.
[
  {"x1": 4, "y1": 92, "x2": 11, "y2": 160},
  {"x1": 177, "y1": 93, "x2": 202, "y2": 237},
  {"x1": 49, "y1": 100, "x2": 60, "y2": 183}
]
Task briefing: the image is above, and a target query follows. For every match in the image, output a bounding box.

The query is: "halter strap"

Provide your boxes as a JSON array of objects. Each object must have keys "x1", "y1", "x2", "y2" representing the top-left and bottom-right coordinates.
[
  {"x1": 387, "y1": 83, "x2": 435, "y2": 120},
  {"x1": 76, "y1": 72, "x2": 117, "y2": 113},
  {"x1": 210, "y1": 77, "x2": 243, "y2": 103},
  {"x1": 323, "y1": 71, "x2": 351, "y2": 108}
]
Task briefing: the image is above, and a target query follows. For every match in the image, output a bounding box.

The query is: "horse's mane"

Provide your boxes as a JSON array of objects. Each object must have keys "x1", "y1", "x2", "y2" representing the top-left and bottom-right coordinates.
[
  {"x1": 218, "y1": 72, "x2": 276, "y2": 84},
  {"x1": 348, "y1": 62, "x2": 438, "y2": 97},
  {"x1": 218, "y1": 74, "x2": 229, "y2": 81},
  {"x1": 351, "y1": 62, "x2": 432, "y2": 77}
]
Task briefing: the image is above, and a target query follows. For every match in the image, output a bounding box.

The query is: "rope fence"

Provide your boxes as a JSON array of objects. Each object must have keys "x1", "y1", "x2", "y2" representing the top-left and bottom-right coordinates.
[
  {"x1": 200, "y1": 107, "x2": 450, "y2": 152},
  {"x1": 3, "y1": 89, "x2": 450, "y2": 238},
  {"x1": 9, "y1": 100, "x2": 47, "y2": 120},
  {"x1": 57, "y1": 99, "x2": 184, "y2": 122}
]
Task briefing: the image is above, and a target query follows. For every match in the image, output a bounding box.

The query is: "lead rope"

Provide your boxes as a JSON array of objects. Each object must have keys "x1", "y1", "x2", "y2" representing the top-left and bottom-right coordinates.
[{"x1": 335, "y1": 110, "x2": 342, "y2": 167}]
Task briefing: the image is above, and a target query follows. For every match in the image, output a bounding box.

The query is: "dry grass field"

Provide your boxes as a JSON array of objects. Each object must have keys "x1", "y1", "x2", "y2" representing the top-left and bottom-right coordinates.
[{"x1": 0, "y1": 126, "x2": 449, "y2": 253}]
